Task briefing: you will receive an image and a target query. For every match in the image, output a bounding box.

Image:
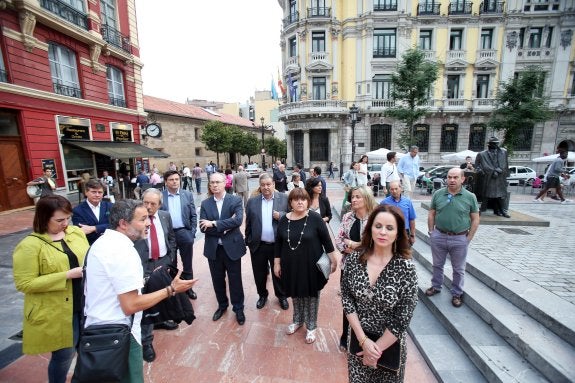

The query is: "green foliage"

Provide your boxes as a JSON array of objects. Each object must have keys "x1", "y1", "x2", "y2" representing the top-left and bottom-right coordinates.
[
  {"x1": 264, "y1": 137, "x2": 287, "y2": 160},
  {"x1": 238, "y1": 132, "x2": 261, "y2": 160},
  {"x1": 200, "y1": 121, "x2": 232, "y2": 166},
  {"x1": 385, "y1": 49, "x2": 439, "y2": 150},
  {"x1": 489, "y1": 67, "x2": 552, "y2": 156}
]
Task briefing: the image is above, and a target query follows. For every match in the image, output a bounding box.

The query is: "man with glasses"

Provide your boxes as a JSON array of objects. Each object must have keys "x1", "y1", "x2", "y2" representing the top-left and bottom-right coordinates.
[
  {"x1": 425, "y1": 168, "x2": 479, "y2": 308},
  {"x1": 72, "y1": 179, "x2": 112, "y2": 244}
]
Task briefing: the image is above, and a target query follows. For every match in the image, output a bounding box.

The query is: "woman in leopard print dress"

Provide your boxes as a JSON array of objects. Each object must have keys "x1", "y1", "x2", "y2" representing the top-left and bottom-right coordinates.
[{"x1": 341, "y1": 205, "x2": 418, "y2": 382}]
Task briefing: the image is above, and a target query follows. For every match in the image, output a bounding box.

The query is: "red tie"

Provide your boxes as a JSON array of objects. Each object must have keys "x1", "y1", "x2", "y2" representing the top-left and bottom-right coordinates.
[{"x1": 149, "y1": 215, "x2": 160, "y2": 260}]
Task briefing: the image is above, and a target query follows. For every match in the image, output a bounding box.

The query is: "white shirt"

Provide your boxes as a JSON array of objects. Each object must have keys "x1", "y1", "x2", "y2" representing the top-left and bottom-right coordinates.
[
  {"x1": 214, "y1": 194, "x2": 225, "y2": 244},
  {"x1": 88, "y1": 201, "x2": 101, "y2": 220},
  {"x1": 381, "y1": 162, "x2": 400, "y2": 182},
  {"x1": 147, "y1": 213, "x2": 167, "y2": 258},
  {"x1": 261, "y1": 195, "x2": 275, "y2": 243},
  {"x1": 84, "y1": 229, "x2": 144, "y2": 343},
  {"x1": 183, "y1": 167, "x2": 191, "y2": 177}
]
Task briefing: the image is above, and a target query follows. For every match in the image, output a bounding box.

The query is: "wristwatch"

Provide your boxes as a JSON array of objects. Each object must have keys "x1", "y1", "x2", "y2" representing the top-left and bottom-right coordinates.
[{"x1": 212, "y1": 221, "x2": 217, "y2": 228}]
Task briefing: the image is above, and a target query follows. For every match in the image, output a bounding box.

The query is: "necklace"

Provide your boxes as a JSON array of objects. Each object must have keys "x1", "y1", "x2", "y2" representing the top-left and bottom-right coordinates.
[{"x1": 286, "y1": 213, "x2": 309, "y2": 251}]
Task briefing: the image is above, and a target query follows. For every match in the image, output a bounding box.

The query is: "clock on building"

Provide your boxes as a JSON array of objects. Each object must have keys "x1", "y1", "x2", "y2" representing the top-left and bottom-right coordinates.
[{"x1": 145, "y1": 123, "x2": 162, "y2": 138}]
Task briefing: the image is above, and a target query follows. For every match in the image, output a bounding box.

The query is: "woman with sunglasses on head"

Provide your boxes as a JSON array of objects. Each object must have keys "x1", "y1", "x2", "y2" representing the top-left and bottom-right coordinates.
[
  {"x1": 305, "y1": 177, "x2": 332, "y2": 223},
  {"x1": 335, "y1": 186, "x2": 377, "y2": 350},
  {"x1": 13, "y1": 195, "x2": 90, "y2": 383},
  {"x1": 341, "y1": 204, "x2": 418, "y2": 382}
]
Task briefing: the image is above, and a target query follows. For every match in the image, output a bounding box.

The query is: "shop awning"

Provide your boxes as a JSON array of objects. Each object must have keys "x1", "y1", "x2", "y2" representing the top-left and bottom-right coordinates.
[{"x1": 62, "y1": 140, "x2": 169, "y2": 159}]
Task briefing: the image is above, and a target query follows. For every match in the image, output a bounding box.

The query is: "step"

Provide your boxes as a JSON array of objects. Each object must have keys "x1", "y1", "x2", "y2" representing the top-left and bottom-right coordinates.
[
  {"x1": 412, "y1": 257, "x2": 549, "y2": 382},
  {"x1": 409, "y1": 299, "x2": 487, "y2": 383}
]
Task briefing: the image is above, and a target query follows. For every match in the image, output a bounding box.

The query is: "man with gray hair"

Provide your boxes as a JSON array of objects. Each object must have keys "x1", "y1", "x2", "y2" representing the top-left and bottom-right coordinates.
[
  {"x1": 397, "y1": 145, "x2": 420, "y2": 198},
  {"x1": 233, "y1": 165, "x2": 250, "y2": 207}
]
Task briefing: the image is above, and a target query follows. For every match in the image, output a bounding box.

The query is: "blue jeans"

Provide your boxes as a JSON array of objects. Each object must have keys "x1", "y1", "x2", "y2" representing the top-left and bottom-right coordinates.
[
  {"x1": 48, "y1": 313, "x2": 79, "y2": 383},
  {"x1": 195, "y1": 178, "x2": 201, "y2": 193},
  {"x1": 429, "y1": 230, "x2": 469, "y2": 296}
]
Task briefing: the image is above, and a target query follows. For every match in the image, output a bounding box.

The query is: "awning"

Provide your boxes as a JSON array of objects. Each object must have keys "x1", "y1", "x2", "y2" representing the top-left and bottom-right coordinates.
[{"x1": 62, "y1": 140, "x2": 169, "y2": 159}]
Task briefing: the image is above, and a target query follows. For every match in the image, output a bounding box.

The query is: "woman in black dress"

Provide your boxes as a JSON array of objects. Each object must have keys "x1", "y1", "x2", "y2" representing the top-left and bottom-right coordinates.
[
  {"x1": 274, "y1": 187, "x2": 337, "y2": 344},
  {"x1": 305, "y1": 177, "x2": 332, "y2": 222},
  {"x1": 341, "y1": 205, "x2": 418, "y2": 382}
]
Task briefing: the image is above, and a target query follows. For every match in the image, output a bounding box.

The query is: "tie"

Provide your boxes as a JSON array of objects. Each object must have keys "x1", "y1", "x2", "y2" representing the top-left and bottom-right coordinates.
[{"x1": 149, "y1": 215, "x2": 160, "y2": 260}]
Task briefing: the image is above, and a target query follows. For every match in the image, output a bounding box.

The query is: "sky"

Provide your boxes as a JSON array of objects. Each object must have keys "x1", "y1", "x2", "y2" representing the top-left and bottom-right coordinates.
[{"x1": 134, "y1": 0, "x2": 283, "y2": 104}]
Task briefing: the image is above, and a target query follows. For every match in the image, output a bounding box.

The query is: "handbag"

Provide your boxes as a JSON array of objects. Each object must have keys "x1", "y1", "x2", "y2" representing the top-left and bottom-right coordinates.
[
  {"x1": 72, "y1": 250, "x2": 134, "y2": 383},
  {"x1": 316, "y1": 252, "x2": 331, "y2": 280},
  {"x1": 349, "y1": 329, "x2": 401, "y2": 374}
]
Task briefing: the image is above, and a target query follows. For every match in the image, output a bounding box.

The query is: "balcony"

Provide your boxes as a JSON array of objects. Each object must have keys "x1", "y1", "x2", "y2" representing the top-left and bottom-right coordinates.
[
  {"x1": 374, "y1": 2, "x2": 398, "y2": 11},
  {"x1": 418, "y1": 3, "x2": 441, "y2": 15},
  {"x1": 283, "y1": 11, "x2": 299, "y2": 27},
  {"x1": 472, "y1": 98, "x2": 496, "y2": 110},
  {"x1": 446, "y1": 50, "x2": 467, "y2": 65},
  {"x1": 278, "y1": 100, "x2": 348, "y2": 120},
  {"x1": 480, "y1": 0, "x2": 505, "y2": 13},
  {"x1": 0, "y1": 69, "x2": 7, "y2": 83},
  {"x1": 109, "y1": 96, "x2": 126, "y2": 107},
  {"x1": 422, "y1": 50, "x2": 436, "y2": 61},
  {"x1": 307, "y1": 7, "x2": 331, "y2": 18},
  {"x1": 448, "y1": 1, "x2": 472, "y2": 14},
  {"x1": 476, "y1": 49, "x2": 497, "y2": 61},
  {"x1": 53, "y1": 82, "x2": 82, "y2": 98},
  {"x1": 373, "y1": 48, "x2": 397, "y2": 58},
  {"x1": 371, "y1": 99, "x2": 396, "y2": 109},
  {"x1": 444, "y1": 98, "x2": 466, "y2": 109},
  {"x1": 40, "y1": 0, "x2": 88, "y2": 30},
  {"x1": 101, "y1": 24, "x2": 133, "y2": 54},
  {"x1": 309, "y1": 51, "x2": 329, "y2": 62}
]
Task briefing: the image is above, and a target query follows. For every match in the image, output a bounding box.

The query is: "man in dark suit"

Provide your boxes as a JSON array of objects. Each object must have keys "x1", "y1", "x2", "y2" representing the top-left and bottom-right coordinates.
[
  {"x1": 245, "y1": 173, "x2": 289, "y2": 310},
  {"x1": 134, "y1": 188, "x2": 178, "y2": 362},
  {"x1": 199, "y1": 172, "x2": 246, "y2": 325},
  {"x1": 72, "y1": 179, "x2": 112, "y2": 244},
  {"x1": 161, "y1": 170, "x2": 198, "y2": 299},
  {"x1": 273, "y1": 163, "x2": 288, "y2": 193}
]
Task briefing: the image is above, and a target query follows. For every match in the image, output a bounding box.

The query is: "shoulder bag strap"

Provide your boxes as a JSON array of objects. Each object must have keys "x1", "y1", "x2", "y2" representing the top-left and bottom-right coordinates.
[{"x1": 28, "y1": 234, "x2": 67, "y2": 254}]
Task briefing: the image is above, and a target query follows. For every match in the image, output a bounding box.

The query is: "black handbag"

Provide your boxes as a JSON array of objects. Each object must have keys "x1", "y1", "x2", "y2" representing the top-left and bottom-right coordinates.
[{"x1": 349, "y1": 329, "x2": 401, "y2": 374}]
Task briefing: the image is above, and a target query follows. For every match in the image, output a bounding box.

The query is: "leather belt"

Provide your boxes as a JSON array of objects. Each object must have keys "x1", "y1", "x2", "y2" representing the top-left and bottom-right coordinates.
[
  {"x1": 436, "y1": 228, "x2": 469, "y2": 236},
  {"x1": 261, "y1": 241, "x2": 275, "y2": 246},
  {"x1": 174, "y1": 227, "x2": 186, "y2": 231}
]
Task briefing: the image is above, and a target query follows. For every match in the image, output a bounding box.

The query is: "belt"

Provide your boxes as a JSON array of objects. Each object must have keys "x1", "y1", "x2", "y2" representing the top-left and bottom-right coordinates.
[
  {"x1": 174, "y1": 227, "x2": 187, "y2": 231},
  {"x1": 436, "y1": 228, "x2": 469, "y2": 236},
  {"x1": 261, "y1": 241, "x2": 275, "y2": 246}
]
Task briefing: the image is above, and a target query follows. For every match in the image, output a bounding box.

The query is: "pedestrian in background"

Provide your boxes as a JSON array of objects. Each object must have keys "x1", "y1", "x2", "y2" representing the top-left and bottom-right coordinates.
[
  {"x1": 397, "y1": 146, "x2": 420, "y2": 199},
  {"x1": 305, "y1": 177, "x2": 332, "y2": 223},
  {"x1": 357, "y1": 155, "x2": 369, "y2": 187},
  {"x1": 381, "y1": 181, "x2": 417, "y2": 245},
  {"x1": 342, "y1": 162, "x2": 360, "y2": 211},
  {"x1": 273, "y1": 163, "x2": 288, "y2": 193},
  {"x1": 287, "y1": 172, "x2": 304, "y2": 191},
  {"x1": 192, "y1": 163, "x2": 203, "y2": 195},
  {"x1": 294, "y1": 163, "x2": 306, "y2": 184},
  {"x1": 224, "y1": 169, "x2": 234, "y2": 194},
  {"x1": 233, "y1": 165, "x2": 250, "y2": 207},
  {"x1": 381, "y1": 151, "x2": 400, "y2": 196},
  {"x1": 13, "y1": 195, "x2": 89, "y2": 383},
  {"x1": 27, "y1": 167, "x2": 56, "y2": 201},
  {"x1": 534, "y1": 150, "x2": 571, "y2": 204},
  {"x1": 182, "y1": 164, "x2": 192, "y2": 191},
  {"x1": 310, "y1": 166, "x2": 327, "y2": 197},
  {"x1": 328, "y1": 161, "x2": 335, "y2": 179},
  {"x1": 72, "y1": 179, "x2": 112, "y2": 245},
  {"x1": 426, "y1": 168, "x2": 480, "y2": 308}
]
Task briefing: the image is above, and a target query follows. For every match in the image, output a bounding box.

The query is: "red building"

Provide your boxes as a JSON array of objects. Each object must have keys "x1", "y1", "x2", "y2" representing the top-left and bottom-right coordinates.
[{"x1": 0, "y1": 0, "x2": 163, "y2": 212}]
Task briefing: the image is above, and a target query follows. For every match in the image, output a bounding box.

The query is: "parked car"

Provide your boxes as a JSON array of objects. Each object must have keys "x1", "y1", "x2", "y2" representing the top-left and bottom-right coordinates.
[
  {"x1": 507, "y1": 166, "x2": 536, "y2": 185},
  {"x1": 367, "y1": 163, "x2": 384, "y2": 179},
  {"x1": 245, "y1": 164, "x2": 263, "y2": 178},
  {"x1": 416, "y1": 165, "x2": 453, "y2": 187}
]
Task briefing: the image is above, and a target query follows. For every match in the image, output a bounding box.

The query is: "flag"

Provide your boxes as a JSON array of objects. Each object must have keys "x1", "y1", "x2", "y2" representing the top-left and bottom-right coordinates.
[
  {"x1": 277, "y1": 68, "x2": 286, "y2": 96},
  {"x1": 271, "y1": 77, "x2": 278, "y2": 100}
]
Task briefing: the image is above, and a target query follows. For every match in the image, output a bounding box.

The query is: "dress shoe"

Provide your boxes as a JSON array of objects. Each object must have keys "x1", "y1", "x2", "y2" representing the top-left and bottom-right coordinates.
[
  {"x1": 187, "y1": 289, "x2": 197, "y2": 300},
  {"x1": 212, "y1": 308, "x2": 227, "y2": 321},
  {"x1": 143, "y1": 344, "x2": 156, "y2": 362},
  {"x1": 153, "y1": 320, "x2": 179, "y2": 331},
  {"x1": 279, "y1": 297, "x2": 289, "y2": 310},
  {"x1": 256, "y1": 296, "x2": 268, "y2": 309},
  {"x1": 235, "y1": 310, "x2": 246, "y2": 325}
]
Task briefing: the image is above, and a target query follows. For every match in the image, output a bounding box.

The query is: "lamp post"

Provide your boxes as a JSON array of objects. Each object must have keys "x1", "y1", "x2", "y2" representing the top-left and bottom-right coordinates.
[
  {"x1": 259, "y1": 117, "x2": 275, "y2": 170},
  {"x1": 349, "y1": 104, "x2": 359, "y2": 162}
]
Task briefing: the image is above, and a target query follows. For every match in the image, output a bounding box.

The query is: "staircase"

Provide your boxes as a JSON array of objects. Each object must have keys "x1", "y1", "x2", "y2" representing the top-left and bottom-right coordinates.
[{"x1": 408, "y1": 231, "x2": 575, "y2": 383}]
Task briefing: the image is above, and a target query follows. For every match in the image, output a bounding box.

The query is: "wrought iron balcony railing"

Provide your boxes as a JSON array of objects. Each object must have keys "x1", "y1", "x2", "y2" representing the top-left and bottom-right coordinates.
[
  {"x1": 373, "y1": 48, "x2": 397, "y2": 58},
  {"x1": 0, "y1": 69, "x2": 7, "y2": 83},
  {"x1": 448, "y1": 1, "x2": 472, "y2": 14},
  {"x1": 374, "y1": 2, "x2": 398, "y2": 11},
  {"x1": 283, "y1": 11, "x2": 299, "y2": 27},
  {"x1": 418, "y1": 3, "x2": 441, "y2": 15},
  {"x1": 101, "y1": 24, "x2": 133, "y2": 54},
  {"x1": 480, "y1": 0, "x2": 505, "y2": 13},
  {"x1": 109, "y1": 96, "x2": 126, "y2": 107},
  {"x1": 307, "y1": 7, "x2": 331, "y2": 18},
  {"x1": 40, "y1": 0, "x2": 88, "y2": 30},
  {"x1": 53, "y1": 82, "x2": 82, "y2": 98}
]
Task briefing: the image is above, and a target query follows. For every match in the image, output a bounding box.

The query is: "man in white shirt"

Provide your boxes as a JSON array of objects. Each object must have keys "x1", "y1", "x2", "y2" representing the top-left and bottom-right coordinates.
[
  {"x1": 380, "y1": 151, "x2": 400, "y2": 196},
  {"x1": 182, "y1": 165, "x2": 192, "y2": 192},
  {"x1": 397, "y1": 145, "x2": 421, "y2": 198},
  {"x1": 82, "y1": 200, "x2": 195, "y2": 380}
]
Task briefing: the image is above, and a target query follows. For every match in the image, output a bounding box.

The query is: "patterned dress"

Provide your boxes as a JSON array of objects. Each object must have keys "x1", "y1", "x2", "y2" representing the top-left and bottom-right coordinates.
[{"x1": 341, "y1": 251, "x2": 418, "y2": 383}]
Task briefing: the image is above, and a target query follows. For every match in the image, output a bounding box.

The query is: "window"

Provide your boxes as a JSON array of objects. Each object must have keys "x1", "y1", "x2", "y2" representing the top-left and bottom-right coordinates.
[
  {"x1": 419, "y1": 30, "x2": 432, "y2": 50},
  {"x1": 100, "y1": 0, "x2": 117, "y2": 28},
  {"x1": 195, "y1": 128, "x2": 201, "y2": 140},
  {"x1": 195, "y1": 148, "x2": 201, "y2": 156},
  {"x1": 413, "y1": 124, "x2": 429, "y2": 152},
  {"x1": 312, "y1": 31, "x2": 325, "y2": 52},
  {"x1": 310, "y1": 130, "x2": 328, "y2": 161},
  {"x1": 440, "y1": 124, "x2": 458, "y2": 152},
  {"x1": 480, "y1": 28, "x2": 493, "y2": 49},
  {"x1": 571, "y1": 74, "x2": 575, "y2": 97},
  {"x1": 312, "y1": 77, "x2": 326, "y2": 100},
  {"x1": 450, "y1": 29, "x2": 463, "y2": 50},
  {"x1": 528, "y1": 27, "x2": 543, "y2": 48},
  {"x1": 289, "y1": 79, "x2": 299, "y2": 102},
  {"x1": 373, "y1": 75, "x2": 393, "y2": 99},
  {"x1": 293, "y1": 130, "x2": 304, "y2": 165},
  {"x1": 515, "y1": 125, "x2": 533, "y2": 151},
  {"x1": 370, "y1": 124, "x2": 392, "y2": 150},
  {"x1": 48, "y1": 43, "x2": 81, "y2": 98},
  {"x1": 374, "y1": 0, "x2": 397, "y2": 11},
  {"x1": 447, "y1": 75, "x2": 460, "y2": 99},
  {"x1": 0, "y1": 47, "x2": 7, "y2": 83},
  {"x1": 476, "y1": 75, "x2": 489, "y2": 98},
  {"x1": 545, "y1": 27, "x2": 553, "y2": 48},
  {"x1": 62, "y1": 0, "x2": 85, "y2": 11},
  {"x1": 373, "y1": 29, "x2": 396, "y2": 58},
  {"x1": 107, "y1": 65, "x2": 125, "y2": 107},
  {"x1": 450, "y1": 0, "x2": 467, "y2": 13},
  {"x1": 289, "y1": 37, "x2": 297, "y2": 57},
  {"x1": 468, "y1": 124, "x2": 486, "y2": 151}
]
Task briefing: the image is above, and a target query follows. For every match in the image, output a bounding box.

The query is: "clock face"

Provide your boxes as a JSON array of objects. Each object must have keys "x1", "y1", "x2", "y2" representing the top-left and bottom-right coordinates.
[{"x1": 145, "y1": 123, "x2": 162, "y2": 138}]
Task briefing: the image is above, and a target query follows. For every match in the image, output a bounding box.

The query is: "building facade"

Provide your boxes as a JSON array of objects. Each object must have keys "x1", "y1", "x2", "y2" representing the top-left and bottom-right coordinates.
[
  {"x1": 0, "y1": 0, "x2": 164, "y2": 212},
  {"x1": 277, "y1": 0, "x2": 575, "y2": 173}
]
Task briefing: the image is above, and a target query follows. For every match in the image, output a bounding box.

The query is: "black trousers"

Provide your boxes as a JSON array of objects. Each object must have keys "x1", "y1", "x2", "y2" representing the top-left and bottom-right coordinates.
[
  {"x1": 175, "y1": 228, "x2": 195, "y2": 278},
  {"x1": 340, "y1": 269, "x2": 349, "y2": 347},
  {"x1": 208, "y1": 245, "x2": 244, "y2": 312},
  {"x1": 250, "y1": 243, "x2": 285, "y2": 299}
]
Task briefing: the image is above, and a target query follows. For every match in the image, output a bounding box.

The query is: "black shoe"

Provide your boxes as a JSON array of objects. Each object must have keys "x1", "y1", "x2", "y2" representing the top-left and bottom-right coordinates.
[
  {"x1": 187, "y1": 289, "x2": 197, "y2": 300},
  {"x1": 212, "y1": 308, "x2": 227, "y2": 321},
  {"x1": 256, "y1": 296, "x2": 268, "y2": 309},
  {"x1": 279, "y1": 297, "x2": 289, "y2": 310},
  {"x1": 501, "y1": 212, "x2": 511, "y2": 218},
  {"x1": 154, "y1": 320, "x2": 179, "y2": 331},
  {"x1": 143, "y1": 344, "x2": 156, "y2": 362},
  {"x1": 235, "y1": 310, "x2": 246, "y2": 325}
]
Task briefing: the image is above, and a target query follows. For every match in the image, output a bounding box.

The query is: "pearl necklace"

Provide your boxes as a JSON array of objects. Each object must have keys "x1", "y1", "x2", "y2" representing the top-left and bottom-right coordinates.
[{"x1": 286, "y1": 213, "x2": 309, "y2": 251}]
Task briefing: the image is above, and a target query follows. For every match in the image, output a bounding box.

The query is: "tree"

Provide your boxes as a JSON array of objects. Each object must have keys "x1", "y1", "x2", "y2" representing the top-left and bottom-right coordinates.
[
  {"x1": 385, "y1": 49, "x2": 440, "y2": 150},
  {"x1": 200, "y1": 121, "x2": 232, "y2": 167},
  {"x1": 238, "y1": 132, "x2": 260, "y2": 163},
  {"x1": 265, "y1": 137, "x2": 287, "y2": 162},
  {"x1": 489, "y1": 67, "x2": 552, "y2": 156}
]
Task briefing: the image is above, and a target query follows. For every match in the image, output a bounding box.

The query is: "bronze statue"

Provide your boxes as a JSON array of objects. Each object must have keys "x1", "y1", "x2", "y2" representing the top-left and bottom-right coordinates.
[{"x1": 474, "y1": 137, "x2": 510, "y2": 218}]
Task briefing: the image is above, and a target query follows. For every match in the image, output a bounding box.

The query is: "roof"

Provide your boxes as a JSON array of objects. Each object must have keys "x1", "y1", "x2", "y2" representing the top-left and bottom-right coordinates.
[{"x1": 144, "y1": 95, "x2": 254, "y2": 128}]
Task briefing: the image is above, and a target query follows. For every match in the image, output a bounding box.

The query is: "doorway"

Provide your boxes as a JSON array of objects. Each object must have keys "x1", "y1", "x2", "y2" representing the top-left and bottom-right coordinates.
[{"x1": 0, "y1": 138, "x2": 31, "y2": 211}]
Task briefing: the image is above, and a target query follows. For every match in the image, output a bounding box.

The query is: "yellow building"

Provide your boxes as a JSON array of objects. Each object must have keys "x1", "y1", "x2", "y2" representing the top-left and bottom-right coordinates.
[{"x1": 277, "y1": 0, "x2": 575, "y2": 172}]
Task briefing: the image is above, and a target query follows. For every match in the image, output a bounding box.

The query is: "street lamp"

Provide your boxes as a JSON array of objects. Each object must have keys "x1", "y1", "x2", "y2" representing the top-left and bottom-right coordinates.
[
  {"x1": 260, "y1": 117, "x2": 273, "y2": 170},
  {"x1": 349, "y1": 104, "x2": 359, "y2": 162}
]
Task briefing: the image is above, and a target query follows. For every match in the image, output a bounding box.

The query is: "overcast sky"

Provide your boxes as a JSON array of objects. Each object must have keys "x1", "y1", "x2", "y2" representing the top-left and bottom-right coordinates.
[{"x1": 134, "y1": 0, "x2": 283, "y2": 104}]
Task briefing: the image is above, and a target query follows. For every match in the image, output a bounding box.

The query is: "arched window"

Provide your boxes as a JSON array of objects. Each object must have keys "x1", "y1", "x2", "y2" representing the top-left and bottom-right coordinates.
[
  {"x1": 370, "y1": 124, "x2": 392, "y2": 150},
  {"x1": 440, "y1": 124, "x2": 458, "y2": 152},
  {"x1": 468, "y1": 124, "x2": 486, "y2": 151},
  {"x1": 413, "y1": 124, "x2": 429, "y2": 152}
]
